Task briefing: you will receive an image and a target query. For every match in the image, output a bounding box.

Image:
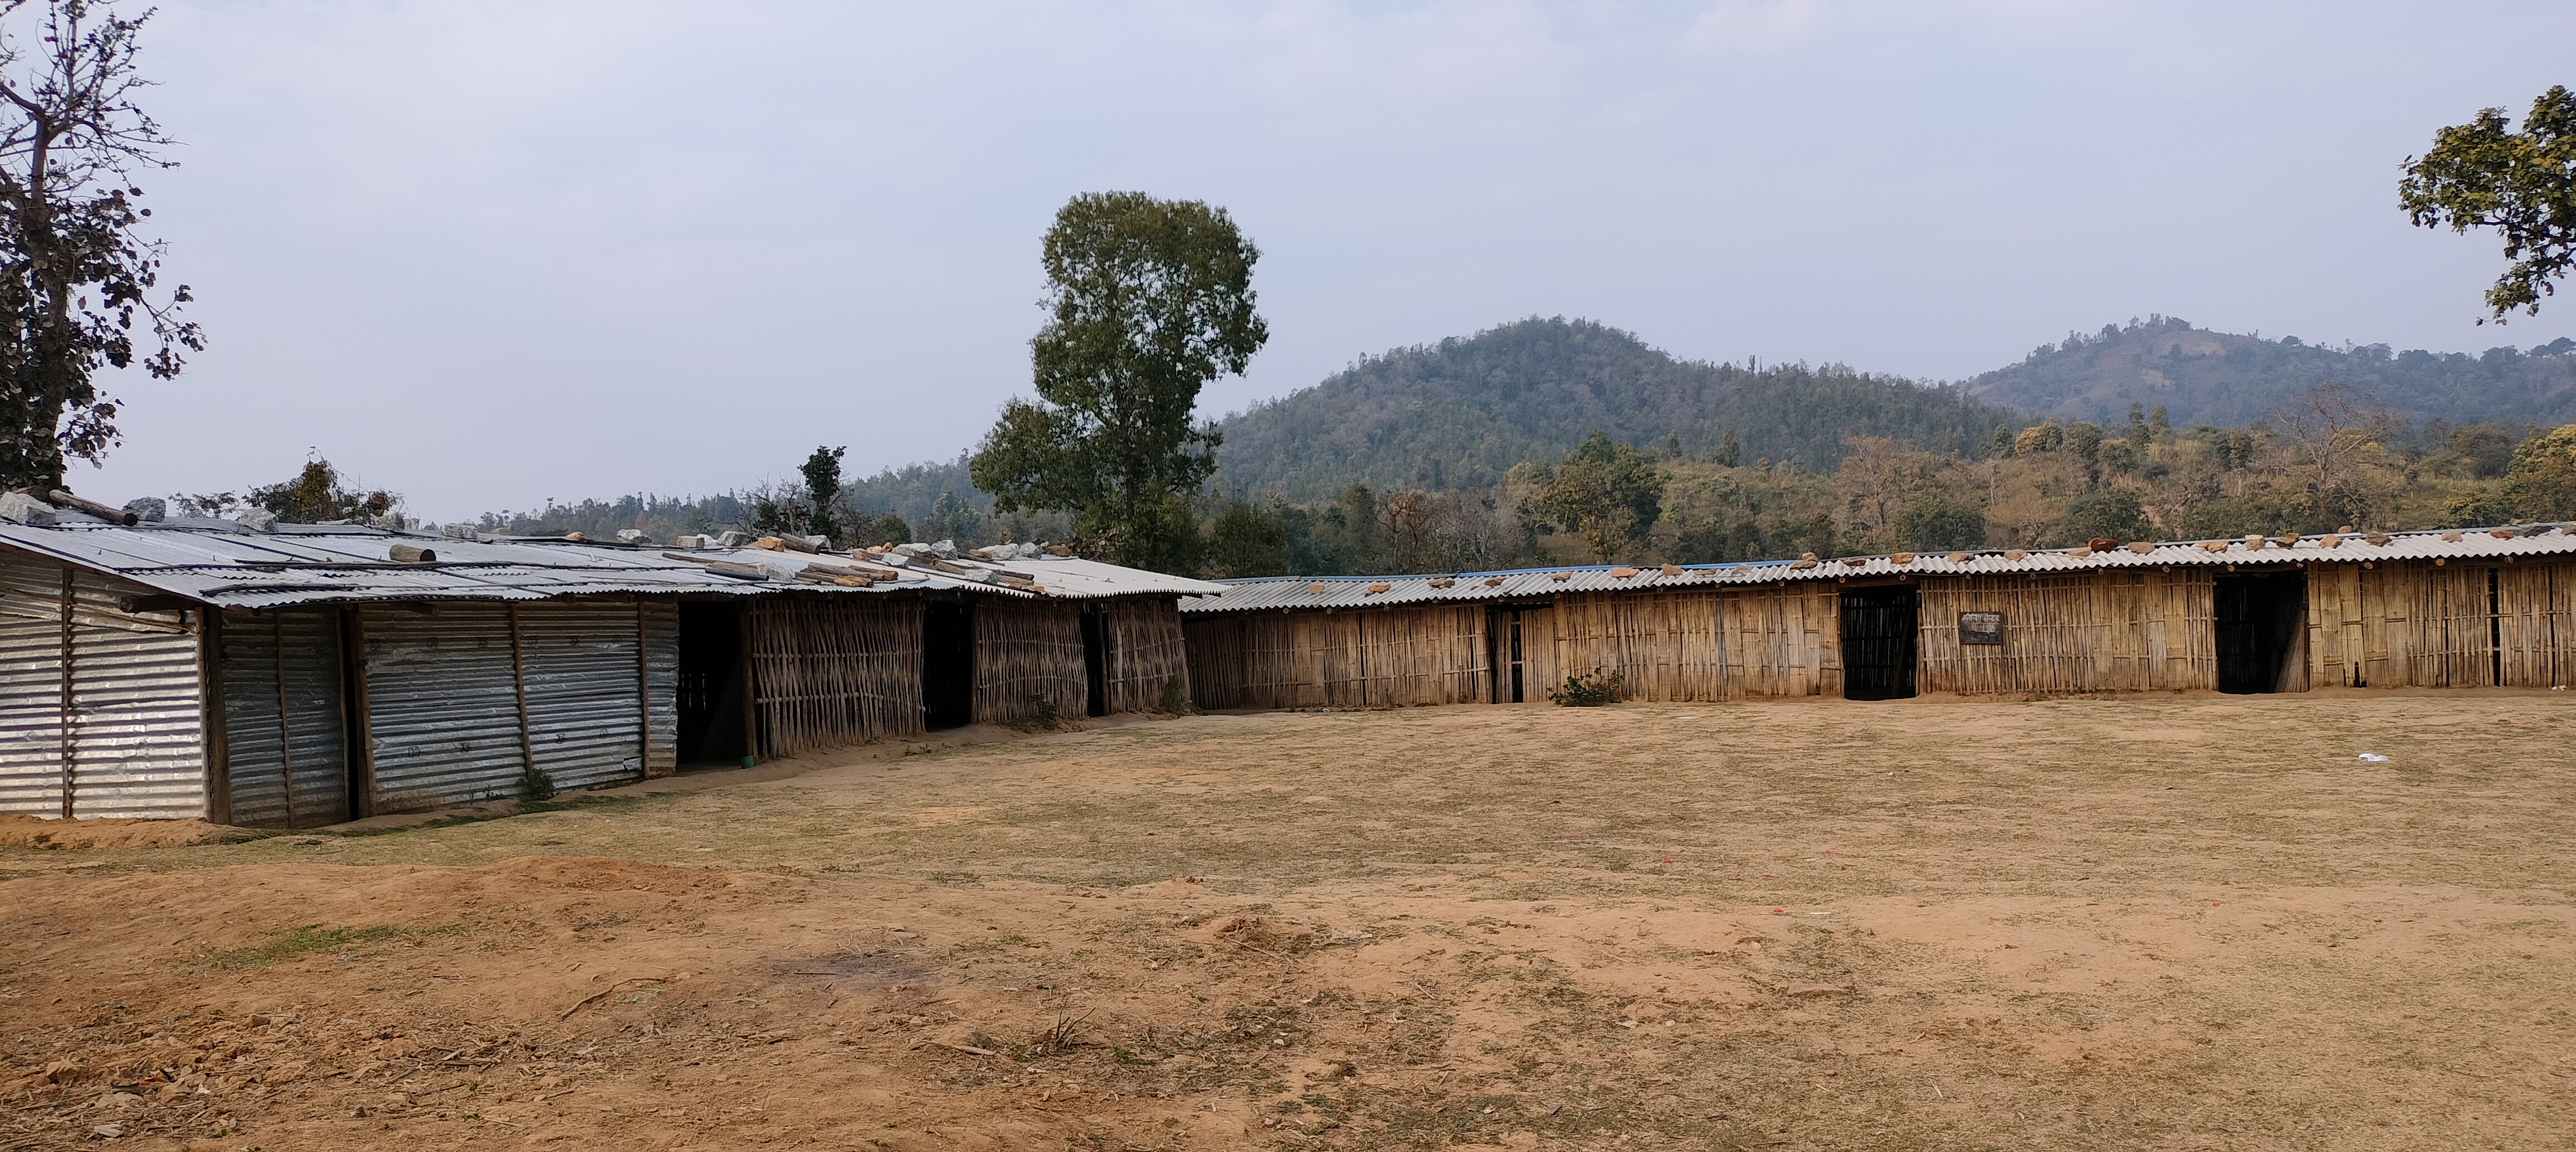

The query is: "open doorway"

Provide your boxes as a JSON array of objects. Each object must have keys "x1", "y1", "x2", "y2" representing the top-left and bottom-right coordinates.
[
  {"x1": 923, "y1": 601, "x2": 975, "y2": 729},
  {"x1": 1840, "y1": 584, "x2": 1919, "y2": 700},
  {"x1": 2214, "y1": 571, "x2": 2306, "y2": 693},
  {"x1": 1079, "y1": 604, "x2": 1109, "y2": 717},
  {"x1": 676, "y1": 601, "x2": 748, "y2": 763},
  {"x1": 1490, "y1": 607, "x2": 1539, "y2": 702}
]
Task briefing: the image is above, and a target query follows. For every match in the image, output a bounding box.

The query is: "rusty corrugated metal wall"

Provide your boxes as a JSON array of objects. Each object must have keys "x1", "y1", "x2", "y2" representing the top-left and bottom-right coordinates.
[
  {"x1": 217, "y1": 609, "x2": 350, "y2": 828},
  {"x1": 0, "y1": 547, "x2": 207, "y2": 819},
  {"x1": 517, "y1": 599, "x2": 656, "y2": 792},
  {"x1": 0, "y1": 549, "x2": 65, "y2": 813},
  {"x1": 357, "y1": 598, "x2": 674, "y2": 814},
  {"x1": 359, "y1": 603, "x2": 524, "y2": 812},
  {"x1": 641, "y1": 599, "x2": 678, "y2": 776}
]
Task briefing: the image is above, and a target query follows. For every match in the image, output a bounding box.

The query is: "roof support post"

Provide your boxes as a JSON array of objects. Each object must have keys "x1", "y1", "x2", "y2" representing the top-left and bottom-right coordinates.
[
  {"x1": 740, "y1": 603, "x2": 759, "y2": 763},
  {"x1": 508, "y1": 603, "x2": 538, "y2": 787},
  {"x1": 58, "y1": 567, "x2": 73, "y2": 819},
  {"x1": 273, "y1": 613, "x2": 297, "y2": 826},
  {"x1": 344, "y1": 608, "x2": 375, "y2": 819},
  {"x1": 199, "y1": 607, "x2": 230, "y2": 826},
  {"x1": 633, "y1": 598, "x2": 650, "y2": 777}
]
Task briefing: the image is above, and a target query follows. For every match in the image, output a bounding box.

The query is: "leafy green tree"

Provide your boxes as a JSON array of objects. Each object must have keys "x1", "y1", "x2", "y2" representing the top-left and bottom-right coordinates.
[
  {"x1": 797, "y1": 446, "x2": 846, "y2": 543},
  {"x1": 2443, "y1": 423, "x2": 2518, "y2": 479},
  {"x1": 1315, "y1": 483, "x2": 1385, "y2": 571},
  {"x1": 1889, "y1": 491, "x2": 1986, "y2": 550},
  {"x1": 1713, "y1": 429, "x2": 1741, "y2": 467},
  {"x1": 0, "y1": 1, "x2": 202, "y2": 491},
  {"x1": 2401, "y1": 85, "x2": 2576, "y2": 321},
  {"x1": 2504, "y1": 423, "x2": 2576, "y2": 518},
  {"x1": 2065, "y1": 421, "x2": 2105, "y2": 489},
  {"x1": 1204, "y1": 496, "x2": 1291, "y2": 578},
  {"x1": 1535, "y1": 430, "x2": 1667, "y2": 560},
  {"x1": 921, "y1": 490, "x2": 983, "y2": 544},
  {"x1": 2066, "y1": 487, "x2": 2153, "y2": 543},
  {"x1": 863, "y1": 511, "x2": 912, "y2": 546},
  {"x1": 970, "y1": 192, "x2": 1267, "y2": 573}
]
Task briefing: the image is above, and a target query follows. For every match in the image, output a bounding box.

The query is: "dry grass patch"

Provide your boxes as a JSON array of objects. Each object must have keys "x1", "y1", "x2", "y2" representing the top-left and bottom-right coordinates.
[{"x1": 1, "y1": 695, "x2": 2570, "y2": 1150}]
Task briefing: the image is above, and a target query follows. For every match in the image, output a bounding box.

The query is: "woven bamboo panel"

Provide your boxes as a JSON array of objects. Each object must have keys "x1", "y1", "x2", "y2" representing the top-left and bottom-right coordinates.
[
  {"x1": 1919, "y1": 570, "x2": 2214, "y2": 695},
  {"x1": 973, "y1": 599, "x2": 1088, "y2": 724},
  {"x1": 1100, "y1": 599, "x2": 1191, "y2": 714},
  {"x1": 1714, "y1": 584, "x2": 1838, "y2": 700},
  {"x1": 1182, "y1": 604, "x2": 1489, "y2": 710},
  {"x1": 2320, "y1": 558, "x2": 2576, "y2": 688},
  {"x1": 2496, "y1": 562, "x2": 2570, "y2": 688},
  {"x1": 1549, "y1": 592, "x2": 1729, "y2": 701},
  {"x1": 746, "y1": 594, "x2": 920, "y2": 754}
]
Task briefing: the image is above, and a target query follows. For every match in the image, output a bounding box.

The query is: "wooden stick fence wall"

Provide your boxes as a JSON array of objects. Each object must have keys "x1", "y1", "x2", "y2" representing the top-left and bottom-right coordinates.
[
  {"x1": 2307, "y1": 559, "x2": 2574, "y2": 688},
  {"x1": 745, "y1": 595, "x2": 921, "y2": 755},
  {"x1": 1916, "y1": 570, "x2": 2216, "y2": 694},
  {"x1": 1183, "y1": 557, "x2": 2576, "y2": 707},
  {"x1": 747, "y1": 594, "x2": 1198, "y2": 754},
  {"x1": 1099, "y1": 600, "x2": 1194, "y2": 714},
  {"x1": 1183, "y1": 586, "x2": 1841, "y2": 709},
  {"x1": 973, "y1": 599, "x2": 1089, "y2": 724}
]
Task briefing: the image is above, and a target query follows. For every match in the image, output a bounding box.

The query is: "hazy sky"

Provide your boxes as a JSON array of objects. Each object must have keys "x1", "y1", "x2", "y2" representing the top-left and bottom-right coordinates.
[{"x1": 72, "y1": 0, "x2": 2576, "y2": 520}]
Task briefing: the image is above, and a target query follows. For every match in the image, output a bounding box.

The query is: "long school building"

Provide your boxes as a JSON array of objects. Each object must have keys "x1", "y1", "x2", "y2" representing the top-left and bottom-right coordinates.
[
  {"x1": 1179, "y1": 526, "x2": 2576, "y2": 708},
  {"x1": 1, "y1": 515, "x2": 1215, "y2": 827}
]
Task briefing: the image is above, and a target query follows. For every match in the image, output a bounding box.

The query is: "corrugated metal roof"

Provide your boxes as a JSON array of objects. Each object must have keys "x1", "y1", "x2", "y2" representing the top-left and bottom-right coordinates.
[
  {"x1": 0, "y1": 518, "x2": 1224, "y2": 609},
  {"x1": 1181, "y1": 524, "x2": 2576, "y2": 614}
]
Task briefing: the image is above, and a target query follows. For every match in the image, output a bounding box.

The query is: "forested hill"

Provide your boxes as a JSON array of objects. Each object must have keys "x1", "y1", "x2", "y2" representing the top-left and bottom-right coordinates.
[
  {"x1": 1968, "y1": 316, "x2": 2576, "y2": 428},
  {"x1": 1209, "y1": 318, "x2": 2017, "y2": 502}
]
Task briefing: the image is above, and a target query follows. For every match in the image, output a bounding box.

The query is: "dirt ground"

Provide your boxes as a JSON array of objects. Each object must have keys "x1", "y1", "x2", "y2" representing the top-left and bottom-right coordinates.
[{"x1": 3, "y1": 694, "x2": 2573, "y2": 1151}]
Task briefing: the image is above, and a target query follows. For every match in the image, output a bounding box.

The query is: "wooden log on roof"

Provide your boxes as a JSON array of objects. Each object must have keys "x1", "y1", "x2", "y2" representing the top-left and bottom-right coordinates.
[
  {"x1": 43, "y1": 489, "x2": 139, "y2": 525},
  {"x1": 795, "y1": 565, "x2": 875, "y2": 587}
]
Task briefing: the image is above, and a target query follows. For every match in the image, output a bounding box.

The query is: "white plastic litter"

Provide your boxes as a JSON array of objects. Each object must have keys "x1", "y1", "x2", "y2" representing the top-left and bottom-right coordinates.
[{"x1": 2357, "y1": 752, "x2": 2389, "y2": 762}]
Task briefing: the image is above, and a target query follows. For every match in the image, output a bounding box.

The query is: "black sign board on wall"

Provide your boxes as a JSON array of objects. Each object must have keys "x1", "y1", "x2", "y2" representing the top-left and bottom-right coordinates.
[{"x1": 1958, "y1": 612, "x2": 2004, "y2": 646}]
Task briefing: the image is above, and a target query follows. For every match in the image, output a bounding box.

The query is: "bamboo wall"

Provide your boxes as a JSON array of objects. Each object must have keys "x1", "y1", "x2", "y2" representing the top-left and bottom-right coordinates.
[
  {"x1": 1183, "y1": 587, "x2": 1841, "y2": 709},
  {"x1": 1184, "y1": 556, "x2": 2576, "y2": 710},
  {"x1": 1099, "y1": 598, "x2": 1194, "y2": 713},
  {"x1": 973, "y1": 599, "x2": 1088, "y2": 724},
  {"x1": 2307, "y1": 559, "x2": 2575, "y2": 688},
  {"x1": 1916, "y1": 570, "x2": 2217, "y2": 695},
  {"x1": 1187, "y1": 604, "x2": 1490, "y2": 710},
  {"x1": 1549, "y1": 585, "x2": 1841, "y2": 701},
  {"x1": 746, "y1": 594, "x2": 922, "y2": 754}
]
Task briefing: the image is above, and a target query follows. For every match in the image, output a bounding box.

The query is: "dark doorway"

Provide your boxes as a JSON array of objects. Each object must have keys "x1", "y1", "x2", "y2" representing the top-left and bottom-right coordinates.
[
  {"x1": 677, "y1": 602, "x2": 748, "y2": 762},
  {"x1": 1839, "y1": 585, "x2": 1919, "y2": 700},
  {"x1": 2214, "y1": 571, "x2": 2305, "y2": 694},
  {"x1": 1491, "y1": 608, "x2": 1530, "y2": 704},
  {"x1": 1079, "y1": 604, "x2": 1109, "y2": 717},
  {"x1": 923, "y1": 601, "x2": 975, "y2": 729},
  {"x1": 335, "y1": 607, "x2": 370, "y2": 821}
]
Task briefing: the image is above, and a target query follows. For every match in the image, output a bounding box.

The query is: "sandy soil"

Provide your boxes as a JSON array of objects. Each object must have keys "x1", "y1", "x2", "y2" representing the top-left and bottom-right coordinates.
[{"x1": 3, "y1": 695, "x2": 2572, "y2": 1150}]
